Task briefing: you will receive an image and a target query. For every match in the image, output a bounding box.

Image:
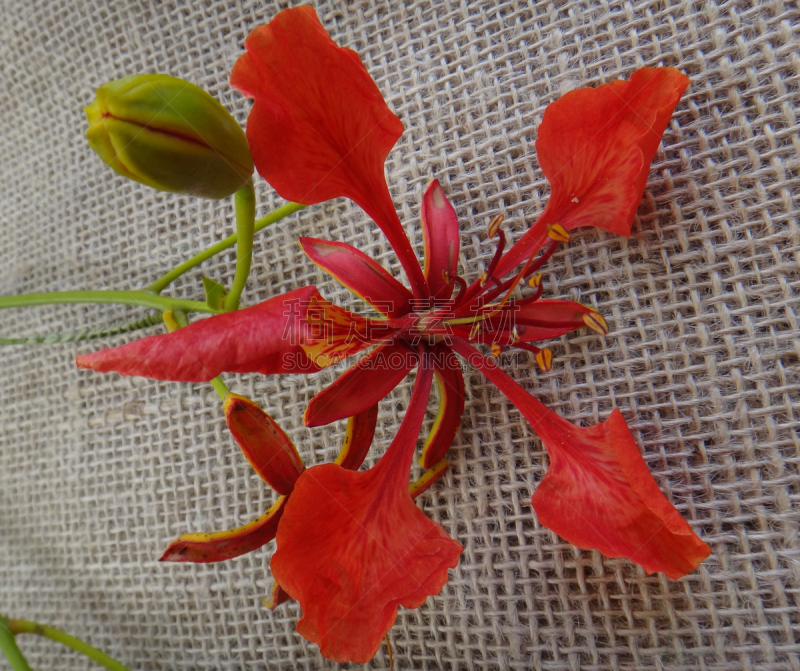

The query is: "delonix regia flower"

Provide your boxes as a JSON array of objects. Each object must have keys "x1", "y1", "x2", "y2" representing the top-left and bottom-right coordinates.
[
  {"x1": 85, "y1": 74, "x2": 253, "y2": 199},
  {"x1": 76, "y1": 5, "x2": 711, "y2": 663}
]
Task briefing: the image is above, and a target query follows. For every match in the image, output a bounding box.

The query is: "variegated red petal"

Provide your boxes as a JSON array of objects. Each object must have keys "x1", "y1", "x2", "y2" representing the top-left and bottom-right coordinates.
[{"x1": 300, "y1": 237, "x2": 412, "y2": 317}]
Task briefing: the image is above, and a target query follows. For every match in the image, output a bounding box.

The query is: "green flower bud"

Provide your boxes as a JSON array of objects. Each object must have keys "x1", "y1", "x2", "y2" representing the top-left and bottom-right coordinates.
[{"x1": 85, "y1": 74, "x2": 254, "y2": 199}]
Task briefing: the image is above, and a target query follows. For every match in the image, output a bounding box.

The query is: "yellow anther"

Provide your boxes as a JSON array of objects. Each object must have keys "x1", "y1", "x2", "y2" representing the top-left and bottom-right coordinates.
[
  {"x1": 583, "y1": 311, "x2": 609, "y2": 336},
  {"x1": 478, "y1": 271, "x2": 488, "y2": 287},
  {"x1": 535, "y1": 348, "x2": 553, "y2": 372},
  {"x1": 547, "y1": 222, "x2": 570, "y2": 243},
  {"x1": 491, "y1": 343, "x2": 502, "y2": 357},
  {"x1": 442, "y1": 270, "x2": 450, "y2": 285},
  {"x1": 528, "y1": 273, "x2": 542, "y2": 289},
  {"x1": 487, "y1": 213, "x2": 504, "y2": 238},
  {"x1": 512, "y1": 326, "x2": 520, "y2": 343}
]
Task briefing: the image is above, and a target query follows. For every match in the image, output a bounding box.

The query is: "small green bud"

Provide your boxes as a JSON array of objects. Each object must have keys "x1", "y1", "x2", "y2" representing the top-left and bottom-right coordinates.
[{"x1": 85, "y1": 74, "x2": 254, "y2": 199}]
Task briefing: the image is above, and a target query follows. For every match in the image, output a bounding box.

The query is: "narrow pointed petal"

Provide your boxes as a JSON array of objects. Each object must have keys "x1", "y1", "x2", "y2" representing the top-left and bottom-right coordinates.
[
  {"x1": 231, "y1": 6, "x2": 427, "y2": 296},
  {"x1": 160, "y1": 496, "x2": 287, "y2": 563},
  {"x1": 224, "y1": 394, "x2": 304, "y2": 495},
  {"x1": 452, "y1": 339, "x2": 710, "y2": 579},
  {"x1": 304, "y1": 340, "x2": 416, "y2": 427},
  {"x1": 76, "y1": 286, "x2": 322, "y2": 381},
  {"x1": 335, "y1": 404, "x2": 379, "y2": 471},
  {"x1": 496, "y1": 67, "x2": 690, "y2": 277},
  {"x1": 421, "y1": 179, "x2": 460, "y2": 297},
  {"x1": 300, "y1": 293, "x2": 385, "y2": 369},
  {"x1": 409, "y1": 459, "x2": 449, "y2": 499},
  {"x1": 420, "y1": 345, "x2": 465, "y2": 469},
  {"x1": 300, "y1": 237, "x2": 412, "y2": 317},
  {"x1": 272, "y1": 363, "x2": 462, "y2": 663}
]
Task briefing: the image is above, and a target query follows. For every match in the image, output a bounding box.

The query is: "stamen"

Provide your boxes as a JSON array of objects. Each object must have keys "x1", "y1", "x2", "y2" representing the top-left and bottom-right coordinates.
[
  {"x1": 514, "y1": 342, "x2": 553, "y2": 371},
  {"x1": 490, "y1": 343, "x2": 502, "y2": 357},
  {"x1": 583, "y1": 311, "x2": 609, "y2": 336},
  {"x1": 478, "y1": 271, "x2": 488, "y2": 287},
  {"x1": 547, "y1": 222, "x2": 570, "y2": 243},
  {"x1": 535, "y1": 348, "x2": 553, "y2": 372},
  {"x1": 469, "y1": 320, "x2": 481, "y2": 340},
  {"x1": 513, "y1": 281, "x2": 545, "y2": 307},
  {"x1": 528, "y1": 273, "x2": 542, "y2": 289},
  {"x1": 441, "y1": 269, "x2": 450, "y2": 286},
  {"x1": 512, "y1": 326, "x2": 520, "y2": 343},
  {"x1": 487, "y1": 213, "x2": 504, "y2": 238},
  {"x1": 484, "y1": 229, "x2": 507, "y2": 280},
  {"x1": 451, "y1": 275, "x2": 468, "y2": 305}
]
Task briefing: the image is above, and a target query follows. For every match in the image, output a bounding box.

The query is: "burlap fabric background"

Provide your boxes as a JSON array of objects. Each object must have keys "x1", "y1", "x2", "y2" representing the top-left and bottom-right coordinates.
[{"x1": 1, "y1": 0, "x2": 799, "y2": 669}]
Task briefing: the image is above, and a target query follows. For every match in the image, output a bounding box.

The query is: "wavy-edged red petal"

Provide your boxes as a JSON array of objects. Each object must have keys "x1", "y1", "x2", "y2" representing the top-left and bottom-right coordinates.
[
  {"x1": 271, "y1": 360, "x2": 462, "y2": 663},
  {"x1": 304, "y1": 340, "x2": 416, "y2": 427},
  {"x1": 497, "y1": 67, "x2": 689, "y2": 277},
  {"x1": 335, "y1": 404, "x2": 379, "y2": 471},
  {"x1": 421, "y1": 179, "x2": 460, "y2": 298},
  {"x1": 160, "y1": 496, "x2": 287, "y2": 563},
  {"x1": 231, "y1": 6, "x2": 426, "y2": 296},
  {"x1": 300, "y1": 237, "x2": 412, "y2": 318},
  {"x1": 224, "y1": 393, "x2": 304, "y2": 495},
  {"x1": 76, "y1": 286, "x2": 322, "y2": 381},
  {"x1": 420, "y1": 345, "x2": 464, "y2": 468},
  {"x1": 452, "y1": 339, "x2": 710, "y2": 579}
]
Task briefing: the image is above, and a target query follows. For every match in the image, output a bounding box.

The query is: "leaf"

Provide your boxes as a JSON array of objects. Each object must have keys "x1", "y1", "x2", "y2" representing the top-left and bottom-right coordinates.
[{"x1": 202, "y1": 276, "x2": 227, "y2": 310}]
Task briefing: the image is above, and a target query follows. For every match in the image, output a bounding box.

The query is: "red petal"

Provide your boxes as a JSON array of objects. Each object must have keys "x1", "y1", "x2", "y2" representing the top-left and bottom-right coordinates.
[
  {"x1": 496, "y1": 67, "x2": 689, "y2": 277},
  {"x1": 452, "y1": 339, "x2": 710, "y2": 578},
  {"x1": 335, "y1": 404, "x2": 379, "y2": 471},
  {"x1": 231, "y1": 6, "x2": 427, "y2": 296},
  {"x1": 264, "y1": 581, "x2": 292, "y2": 610},
  {"x1": 300, "y1": 237, "x2": 412, "y2": 317},
  {"x1": 304, "y1": 340, "x2": 416, "y2": 427},
  {"x1": 420, "y1": 345, "x2": 464, "y2": 468},
  {"x1": 224, "y1": 394, "x2": 304, "y2": 495},
  {"x1": 300, "y1": 293, "x2": 385, "y2": 369},
  {"x1": 76, "y1": 286, "x2": 322, "y2": 381},
  {"x1": 271, "y1": 362, "x2": 462, "y2": 663},
  {"x1": 160, "y1": 496, "x2": 287, "y2": 563},
  {"x1": 421, "y1": 179, "x2": 460, "y2": 297}
]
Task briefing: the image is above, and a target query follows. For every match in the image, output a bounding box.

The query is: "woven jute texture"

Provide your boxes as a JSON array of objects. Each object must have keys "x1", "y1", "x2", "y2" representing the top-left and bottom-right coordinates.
[{"x1": 1, "y1": 0, "x2": 799, "y2": 669}]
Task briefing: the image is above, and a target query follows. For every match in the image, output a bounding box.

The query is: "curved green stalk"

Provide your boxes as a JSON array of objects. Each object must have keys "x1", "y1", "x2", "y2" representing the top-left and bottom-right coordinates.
[
  {"x1": 6, "y1": 618, "x2": 130, "y2": 671},
  {"x1": 0, "y1": 290, "x2": 217, "y2": 315},
  {"x1": 224, "y1": 179, "x2": 256, "y2": 312},
  {"x1": 0, "y1": 617, "x2": 31, "y2": 671},
  {"x1": 148, "y1": 201, "x2": 305, "y2": 294}
]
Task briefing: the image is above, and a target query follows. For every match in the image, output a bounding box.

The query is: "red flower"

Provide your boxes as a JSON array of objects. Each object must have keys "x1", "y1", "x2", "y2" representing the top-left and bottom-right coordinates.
[
  {"x1": 77, "y1": 45, "x2": 710, "y2": 661},
  {"x1": 271, "y1": 357, "x2": 462, "y2": 663},
  {"x1": 230, "y1": 5, "x2": 426, "y2": 295}
]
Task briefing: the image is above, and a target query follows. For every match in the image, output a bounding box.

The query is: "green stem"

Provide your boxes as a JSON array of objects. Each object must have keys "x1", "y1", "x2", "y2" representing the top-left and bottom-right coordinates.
[
  {"x1": 0, "y1": 617, "x2": 31, "y2": 671},
  {"x1": 148, "y1": 201, "x2": 305, "y2": 295},
  {"x1": 6, "y1": 619, "x2": 130, "y2": 671},
  {"x1": 0, "y1": 290, "x2": 217, "y2": 315},
  {"x1": 223, "y1": 179, "x2": 256, "y2": 312},
  {"x1": 210, "y1": 377, "x2": 230, "y2": 399}
]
